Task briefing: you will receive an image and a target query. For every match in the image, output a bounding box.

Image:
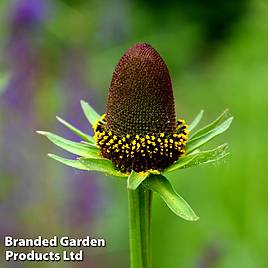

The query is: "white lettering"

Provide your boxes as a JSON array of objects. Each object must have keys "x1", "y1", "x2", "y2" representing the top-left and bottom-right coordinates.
[
  {"x1": 5, "y1": 237, "x2": 13, "y2": 247},
  {"x1": 5, "y1": 251, "x2": 14, "y2": 261},
  {"x1": 91, "y1": 239, "x2": 97, "y2": 247},
  {"x1": 60, "y1": 237, "x2": 69, "y2": 247},
  {"x1": 97, "y1": 238, "x2": 106, "y2": 247},
  {"x1": 50, "y1": 236, "x2": 57, "y2": 247},
  {"x1": 63, "y1": 250, "x2": 83, "y2": 261}
]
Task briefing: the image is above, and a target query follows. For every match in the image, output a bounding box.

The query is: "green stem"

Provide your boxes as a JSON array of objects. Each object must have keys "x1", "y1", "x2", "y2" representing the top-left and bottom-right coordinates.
[{"x1": 128, "y1": 186, "x2": 152, "y2": 268}]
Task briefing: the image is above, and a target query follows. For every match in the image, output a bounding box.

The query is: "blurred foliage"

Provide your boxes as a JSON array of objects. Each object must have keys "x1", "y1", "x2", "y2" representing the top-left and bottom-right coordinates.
[
  {"x1": 137, "y1": 0, "x2": 249, "y2": 42},
  {"x1": 1, "y1": 0, "x2": 268, "y2": 267}
]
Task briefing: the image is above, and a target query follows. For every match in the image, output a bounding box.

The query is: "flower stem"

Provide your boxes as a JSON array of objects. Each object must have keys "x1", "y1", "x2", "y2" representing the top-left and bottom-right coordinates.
[{"x1": 128, "y1": 185, "x2": 152, "y2": 268}]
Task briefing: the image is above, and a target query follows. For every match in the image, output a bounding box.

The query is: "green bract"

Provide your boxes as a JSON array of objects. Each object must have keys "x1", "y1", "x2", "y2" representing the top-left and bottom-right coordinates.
[{"x1": 38, "y1": 100, "x2": 233, "y2": 221}]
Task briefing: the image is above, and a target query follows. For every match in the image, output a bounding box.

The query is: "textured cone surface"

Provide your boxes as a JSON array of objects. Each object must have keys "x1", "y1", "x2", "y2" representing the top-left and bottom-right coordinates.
[
  {"x1": 106, "y1": 43, "x2": 176, "y2": 136},
  {"x1": 93, "y1": 43, "x2": 188, "y2": 173}
]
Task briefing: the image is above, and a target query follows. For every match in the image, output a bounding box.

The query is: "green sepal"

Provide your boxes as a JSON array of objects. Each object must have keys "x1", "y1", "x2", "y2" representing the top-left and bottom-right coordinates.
[
  {"x1": 149, "y1": 170, "x2": 161, "y2": 175},
  {"x1": 56, "y1": 116, "x2": 95, "y2": 144},
  {"x1": 144, "y1": 175, "x2": 199, "y2": 221},
  {"x1": 186, "y1": 116, "x2": 233, "y2": 153},
  {"x1": 188, "y1": 110, "x2": 204, "y2": 132},
  {"x1": 127, "y1": 171, "x2": 150, "y2": 190},
  {"x1": 48, "y1": 154, "x2": 88, "y2": 170},
  {"x1": 37, "y1": 131, "x2": 100, "y2": 158},
  {"x1": 164, "y1": 154, "x2": 199, "y2": 173},
  {"x1": 48, "y1": 154, "x2": 127, "y2": 178},
  {"x1": 184, "y1": 144, "x2": 229, "y2": 168},
  {"x1": 79, "y1": 158, "x2": 127, "y2": 178},
  {"x1": 164, "y1": 143, "x2": 229, "y2": 173},
  {"x1": 80, "y1": 100, "x2": 101, "y2": 126},
  {"x1": 190, "y1": 109, "x2": 230, "y2": 139}
]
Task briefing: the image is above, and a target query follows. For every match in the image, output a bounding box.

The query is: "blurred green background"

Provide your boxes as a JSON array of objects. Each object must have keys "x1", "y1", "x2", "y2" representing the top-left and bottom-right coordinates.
[{"x1": 0, "y1": 0, "x2": 268, "y2": 267}]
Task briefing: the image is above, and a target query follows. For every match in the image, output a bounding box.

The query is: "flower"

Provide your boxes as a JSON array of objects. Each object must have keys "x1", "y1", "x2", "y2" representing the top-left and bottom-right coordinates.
[
  {"x1": 93, "y1": 43, "x2": 188, "y2": 173},
  {"x1": 38, "y1": 43, "x2": 233, "y2": 221}
]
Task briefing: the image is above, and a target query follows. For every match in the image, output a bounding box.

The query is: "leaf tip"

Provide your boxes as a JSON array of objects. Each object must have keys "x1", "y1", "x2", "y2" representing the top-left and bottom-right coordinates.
[
  {"x1": 127, "y1": 182, "x2": 135, "y2": 190},
  {"x1": 47, "y1": 153, "x2": 56, "y2": 160},
  {"x1": 80, "y1": 99, "x2": 86, "y2": 106},
  {"x1": 181, "y1": 212, "x2": 199, "y2": 221},
  {"x1": 36, "y1": 130, "x2": 46, "y2": 135},
  {"x1": 56, "y1": 116, "x2": 67, "y2": 125},
  {"x1": 226, "y1": 116, "x2": 234, "y2": 127},
  {"x1": 190, "y1": 214, "x2": 200, "y2": 221}
]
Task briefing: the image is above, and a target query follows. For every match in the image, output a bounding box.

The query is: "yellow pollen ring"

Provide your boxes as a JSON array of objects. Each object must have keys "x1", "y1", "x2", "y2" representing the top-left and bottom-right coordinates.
[{"x1": 93, "y1": 114, "x2": 189, "y2": 173}]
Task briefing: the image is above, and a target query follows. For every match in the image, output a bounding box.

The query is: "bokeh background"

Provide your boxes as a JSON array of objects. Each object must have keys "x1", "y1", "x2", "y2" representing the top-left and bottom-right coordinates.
[{"x1": 0, "y1": 0, "x2": 268, "y2": 267}]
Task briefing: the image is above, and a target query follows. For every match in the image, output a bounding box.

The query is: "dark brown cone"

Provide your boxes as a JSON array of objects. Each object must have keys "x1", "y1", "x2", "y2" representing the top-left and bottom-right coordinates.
[{"x1": 105, "y1": 43, "x2": 176, "y2": 136}]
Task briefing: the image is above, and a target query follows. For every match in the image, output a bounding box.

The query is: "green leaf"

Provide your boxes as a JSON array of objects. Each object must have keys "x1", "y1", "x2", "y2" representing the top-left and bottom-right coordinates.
[
  {"x1": 144, "y1": 175, "x2": 199, "y2": 221},
  {"x1": 164, "y1": 154, "x2": 199, "y2": 173},
  {"x1": 56, "y1": 116, "x2": 95, "y2": 144},
  {"x1": 186, "y1": 117, "x2": 233, "y2": 153},
  {"x1": 48, "y1": 154, "x2": 88, "y2": 170},
  {"x1": 79, "y1": 158, "x2": 127, "y2": 178},
  {"x1": 80, "y1": 100, "x2": 101, "y2": 126},
  {"x1": 184, "y1": 144, "x2": 229, "y2": 169},
  {"x1": 190, "y1": 109, "x2": 230, "y2": 139},
  {"x1": 37, "y1": 131, "x2": 100, "y2": 158},
  {"x1": 165, "y1": 144, "x2": 229, "y2": 173},
  {"x1": 188, "y1": 110, "x2": 204, "y2": 132},
  {"x1": 48, "y1": 155, "x2": 127, "y2": 178},
  {"x1": 127, "y1": 171, "x2": 150, "y2": 190}
]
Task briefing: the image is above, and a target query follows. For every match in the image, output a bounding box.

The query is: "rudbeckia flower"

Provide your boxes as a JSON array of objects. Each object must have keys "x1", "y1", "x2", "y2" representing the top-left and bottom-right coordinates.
[
  {"x1": 94, "y1": 43, "x2": 188, "y2": 174},
  {"x1": 38, "y1": 43, "x2": 232, "y2": 268},
  {"x1": 38, "y1": 43, "x2": 232, "y2": 220}
]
